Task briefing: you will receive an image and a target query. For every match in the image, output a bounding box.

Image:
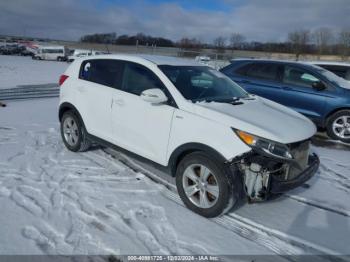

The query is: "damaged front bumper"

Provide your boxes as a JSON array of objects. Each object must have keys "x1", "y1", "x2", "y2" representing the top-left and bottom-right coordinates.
[
  {"x1": 269, "y1": 153, "x2": 319, "y2": 193},
  {"x1": 230, "y1": 140, "x2": 319, "y2": 201}
]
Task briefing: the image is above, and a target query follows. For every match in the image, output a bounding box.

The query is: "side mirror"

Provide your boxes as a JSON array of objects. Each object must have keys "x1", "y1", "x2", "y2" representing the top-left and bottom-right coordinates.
[
  {"x1": 141, "y1": 88, "x2": 168, "y2": 104},
  {"x1": 312, "y1": 81, "x2": 326, "y2": 91}
]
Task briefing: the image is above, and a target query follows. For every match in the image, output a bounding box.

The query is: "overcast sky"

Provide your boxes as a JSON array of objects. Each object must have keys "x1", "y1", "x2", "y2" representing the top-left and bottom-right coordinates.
[{"x1": 0, "y1": 0, "x2": 349, "y2": 43}]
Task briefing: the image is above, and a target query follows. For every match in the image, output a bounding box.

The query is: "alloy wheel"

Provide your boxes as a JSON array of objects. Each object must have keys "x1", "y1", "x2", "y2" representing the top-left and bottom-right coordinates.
[
  {"x1": 332, "y1": 115, "x2": 350, "y2": 139},
  {"x1": 63, "y1": 116, "x2": 79, "y2": 147},
  {"x1": 182, "y1": 164, "x2": 219, "y2": 209}
]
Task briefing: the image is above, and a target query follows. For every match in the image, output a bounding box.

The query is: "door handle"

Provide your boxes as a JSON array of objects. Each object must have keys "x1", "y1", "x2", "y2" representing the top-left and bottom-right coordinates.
[
  {"x1": 240, "y1": 80, "x2": 251, "y2": 84},
  {"x1": 282, "y1": 86, "x2": 293, "y2": 91}
]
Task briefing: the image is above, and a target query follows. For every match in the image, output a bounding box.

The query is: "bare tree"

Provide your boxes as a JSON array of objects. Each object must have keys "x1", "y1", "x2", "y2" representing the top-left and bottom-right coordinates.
[
  {"x1": 213, "y1": 36, "x2": 226, "y2": 53},
  {"x1": 338, "y1": 29, "x2": 350, "y2": 60},
  {"x1": 313, "y1": 27, "x2": 334, "y2": 55},
  {"x1": 229, "y1": 33, "x2": 245, "y2": 51},
  {"x1": 178, "y1": 38, "x2": 202, "y2": 50},
  {"x1": 288, "y1": 30, "x2": 311, "y2": 60}
]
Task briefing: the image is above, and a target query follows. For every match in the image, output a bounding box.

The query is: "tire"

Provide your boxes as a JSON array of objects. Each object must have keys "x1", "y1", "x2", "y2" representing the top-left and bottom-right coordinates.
[
  {"x1": 60, "y1": 111, "x2": 91, "y2": 152},
  {"x1": 326, "y1": 110, "x2": 350, "y2": 143},
  {"x1": 175, "y1": 152, "x2": 241, "y2": 217}
]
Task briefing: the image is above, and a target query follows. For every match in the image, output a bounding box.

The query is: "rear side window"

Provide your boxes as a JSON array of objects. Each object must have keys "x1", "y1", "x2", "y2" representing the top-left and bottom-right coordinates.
[
  {"x1": 79, "y1": 59, "x2": 123, "y2": 88},
  {"x1": 283, "y1": 66, "x2": 321, "y2": 88},
  {"x1": 42, "y1": 49, "x2": 63, "y2": 54},
  {"x1": 244, "y1": 63, "x2": 280, "y2": 81},
  {"x1": 122, "y1": 62, "x2": 164, "y2": 95},
  {"x1": 234, "y1": 63, "x2": 253, "y2": 76}
]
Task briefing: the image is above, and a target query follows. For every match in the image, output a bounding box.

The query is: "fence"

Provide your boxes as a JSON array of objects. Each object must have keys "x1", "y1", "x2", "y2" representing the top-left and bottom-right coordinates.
[{"x1": 0, "y1": 84, "x2": 59, "y2": 101}]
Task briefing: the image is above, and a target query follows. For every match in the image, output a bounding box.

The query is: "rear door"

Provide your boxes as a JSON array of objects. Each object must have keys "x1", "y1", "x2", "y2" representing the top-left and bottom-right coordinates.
[
  {"x1": 231, "y1": 62, "x2": 286, "y2": 102},
  {"x1": 77, "y1": 59, "x2": 123, "y2": 141},
  {"x1": 111, "y1": 61, "x2": 175, "y2": 164}
]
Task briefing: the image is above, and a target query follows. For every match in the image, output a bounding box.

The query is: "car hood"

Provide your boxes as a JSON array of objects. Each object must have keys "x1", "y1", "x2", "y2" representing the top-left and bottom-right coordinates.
[{"x1": 194, "y1": 96, "x2": 316, "y2": 144}]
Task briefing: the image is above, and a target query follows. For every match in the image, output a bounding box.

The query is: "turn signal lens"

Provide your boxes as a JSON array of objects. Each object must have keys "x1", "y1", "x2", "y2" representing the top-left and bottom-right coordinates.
[
  {"x1": 234, "y1": 128, "x2": 294, "y2": 160},
  {"x1": 236, "y1": 130, "x2": 256, "y2": 145}
]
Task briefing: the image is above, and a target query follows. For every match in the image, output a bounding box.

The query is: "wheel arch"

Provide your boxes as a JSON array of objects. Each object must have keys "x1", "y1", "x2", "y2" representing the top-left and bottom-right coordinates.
[
  {"x1": 325, "y1": 107, "x2": 350, "y2": 125},
  {"x1": 168, "y1": 143, "x2": 228, "y2": 177},
  {"x1": 59, "y1": 102, "x2": 85, "y2": 127}
]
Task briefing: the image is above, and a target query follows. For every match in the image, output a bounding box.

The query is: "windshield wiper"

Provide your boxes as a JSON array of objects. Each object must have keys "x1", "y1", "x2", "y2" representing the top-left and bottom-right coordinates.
[
  {"x1": 203, "y1": 97, "x2": 241, "y2": 103},
  {"x1": 193, "y1": 96, "x2": 245, "y2": 105}
]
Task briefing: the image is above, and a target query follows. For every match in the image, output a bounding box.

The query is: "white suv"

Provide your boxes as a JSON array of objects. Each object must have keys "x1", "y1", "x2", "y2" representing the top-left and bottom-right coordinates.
[{"x1": 59, "y1": 55, "x2": 319, "y2": 217}]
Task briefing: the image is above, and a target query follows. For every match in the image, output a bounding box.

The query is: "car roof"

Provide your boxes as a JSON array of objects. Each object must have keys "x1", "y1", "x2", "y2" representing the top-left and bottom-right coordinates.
[
  {"x1": 229, "y1": 58, "x2": 322, "y2": 68},
  {"x1": 38, "y1": 45, "x2": 65, "y2": 49},
  {"x1": 306, "y1": 61, "x2": 350, "y2": 67},
  {"x1": 140, "y1": 54, "x2": 202, "y2": 66},
  {"x1": 80, "y1": 54, "x2": 203, "y2": 66}
]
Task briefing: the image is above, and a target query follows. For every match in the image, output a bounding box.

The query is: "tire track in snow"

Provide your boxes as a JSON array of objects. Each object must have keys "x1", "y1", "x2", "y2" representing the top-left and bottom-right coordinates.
[
  {"x1": 318, "y1": 162, "x2": 350, "y2": 193},
  {"x1": 1, "y1": 126, "x2": 206, "y2": 255},
  {"x1": 100, "y1": 148, "x2": 345, "y2": 259},
  {"x1": 0, "y1": 128, "x2": 120, "y2": 254},
  {"x1": 1, "y1": 124, "x2": 346, "y2": 257},
  {"x1": 0, "y1": 127, "x2": 18, "y2": 145},
  {"x1": 284, "y1": 194, "x2": 350, "y2": 218}
]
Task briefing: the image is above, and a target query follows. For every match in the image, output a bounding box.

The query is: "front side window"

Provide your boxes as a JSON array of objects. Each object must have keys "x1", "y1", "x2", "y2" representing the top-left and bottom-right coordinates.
[
  {"x1": 79, "y1": 59, "x2": 123, "y2": 88},
  {"x1": 159, "y1": 65, "x2": 248, "y2": 102},
  {"x1": 122, "y1": 63, "x2": 164, "y2": 95},
  {"x1": 283, "y1": 66, "x2": 321, "y2": 88}
]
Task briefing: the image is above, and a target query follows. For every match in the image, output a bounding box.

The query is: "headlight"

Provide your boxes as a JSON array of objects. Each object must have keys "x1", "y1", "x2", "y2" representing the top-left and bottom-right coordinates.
[{"x1": 235, "y1": 129, "x2": 293, "y2": 160}]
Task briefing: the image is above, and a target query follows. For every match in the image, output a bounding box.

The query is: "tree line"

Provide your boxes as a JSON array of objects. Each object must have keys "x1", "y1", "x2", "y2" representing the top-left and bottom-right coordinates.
[
  {"x1": 80, "y1": 32, "x2": 174, "y2": 47},
  {"x1": 80, "y1": 28, "x2": 350, "y2": 58}
]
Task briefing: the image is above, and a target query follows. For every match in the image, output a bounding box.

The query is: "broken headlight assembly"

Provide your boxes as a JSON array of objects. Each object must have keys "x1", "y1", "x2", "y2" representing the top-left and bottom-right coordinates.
[{"x1": 234, "y1": 129, "x2": 293, "y2": 161}]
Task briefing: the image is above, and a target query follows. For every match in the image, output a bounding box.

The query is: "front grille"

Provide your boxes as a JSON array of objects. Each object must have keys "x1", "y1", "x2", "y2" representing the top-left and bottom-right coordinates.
[{"x1": 286, "y1": 140, "x2": 310, "y2": 180}]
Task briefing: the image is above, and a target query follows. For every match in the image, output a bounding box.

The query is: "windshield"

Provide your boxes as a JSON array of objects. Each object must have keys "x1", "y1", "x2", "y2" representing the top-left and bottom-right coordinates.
[
  {"x1": 159, "y1": 65, "x2": 248, "y2": 102},
  {"x1": 311, "y1": 65, "x2": 350, "y2": 89}
]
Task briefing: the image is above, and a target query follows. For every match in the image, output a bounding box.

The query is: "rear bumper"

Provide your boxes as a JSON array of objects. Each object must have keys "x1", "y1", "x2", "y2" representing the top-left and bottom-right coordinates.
[{"x1": 269, "y1": 153, "x2": 319, "y2": 193}]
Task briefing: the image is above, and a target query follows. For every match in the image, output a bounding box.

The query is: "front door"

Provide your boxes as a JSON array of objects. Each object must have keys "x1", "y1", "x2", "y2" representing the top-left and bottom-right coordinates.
[
  {"x1": 111, "y1": 62, "x2": 175, "y2": 165},
  {"x1": 279, "y1": 65, "x2": 330, "y2": 122}
]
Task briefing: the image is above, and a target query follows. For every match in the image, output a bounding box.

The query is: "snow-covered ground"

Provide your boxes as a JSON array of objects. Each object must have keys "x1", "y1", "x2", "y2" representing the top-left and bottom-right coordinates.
[
  {"x1": 0, "y1": 55, "x2": 67, "y2": 89},
  {"x1": 0, "y1": 55, "x2": 350, "y2": 258},
  {"x1": 0, "y1": 99, "x2": 275, "y2": 256},
  {"x1": 1, "y1": 98, "x2": 350, "y2": 257}
]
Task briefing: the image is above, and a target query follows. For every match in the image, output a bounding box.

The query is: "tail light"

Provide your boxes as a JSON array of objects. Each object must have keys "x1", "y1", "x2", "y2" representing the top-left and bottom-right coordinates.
[{"x1": 59, "y1": 74, "x2": 69, "y2": 86}]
